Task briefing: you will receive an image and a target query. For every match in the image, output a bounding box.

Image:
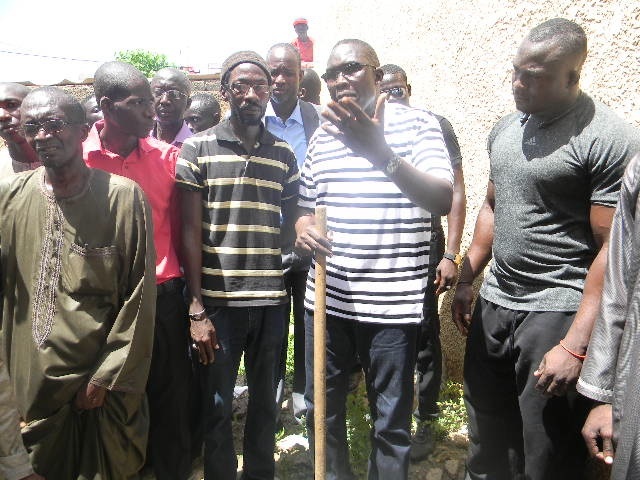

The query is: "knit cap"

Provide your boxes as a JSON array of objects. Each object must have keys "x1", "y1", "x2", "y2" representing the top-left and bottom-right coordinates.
[{"x1": 220, "y1": 51, "x2": 271, "y2": 86}]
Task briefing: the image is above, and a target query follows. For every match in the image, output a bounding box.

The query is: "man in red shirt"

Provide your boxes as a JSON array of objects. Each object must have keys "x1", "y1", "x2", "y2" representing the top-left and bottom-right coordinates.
[
  {"x1": 84, "y1": 61, "x2": 192, "y2": 480},
  {"x1": 291, "y1": 18, "x2": 314, "y2": 66}
]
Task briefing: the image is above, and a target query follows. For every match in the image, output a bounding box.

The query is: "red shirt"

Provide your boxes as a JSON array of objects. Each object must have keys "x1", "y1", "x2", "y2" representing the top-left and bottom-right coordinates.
[
  {"x1": 84, "y1": 121, "x2": 182, "y2": 284},
  {"x1": 291, "y1": 37, "x2": 314, "y2": 63}
]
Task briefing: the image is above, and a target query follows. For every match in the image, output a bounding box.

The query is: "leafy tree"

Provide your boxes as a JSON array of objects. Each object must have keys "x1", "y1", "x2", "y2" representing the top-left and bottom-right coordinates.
[{"x1": 114, "y1": 49, "x2": 176, "y2": 77}]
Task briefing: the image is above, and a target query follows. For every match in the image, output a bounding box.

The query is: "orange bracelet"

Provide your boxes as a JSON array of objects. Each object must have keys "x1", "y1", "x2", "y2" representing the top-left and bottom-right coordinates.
[{"x1": 559, "y1": 339, "x2": 586, "y2": 360}]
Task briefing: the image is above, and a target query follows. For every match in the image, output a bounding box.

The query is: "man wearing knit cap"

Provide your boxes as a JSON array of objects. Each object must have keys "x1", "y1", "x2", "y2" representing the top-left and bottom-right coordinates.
[
  {"x1": 291, "y1": 18, "x2": 314, "y2": 66},
  {"x1": 177, "y1": 50, "x2": 299, "y2": 480}
]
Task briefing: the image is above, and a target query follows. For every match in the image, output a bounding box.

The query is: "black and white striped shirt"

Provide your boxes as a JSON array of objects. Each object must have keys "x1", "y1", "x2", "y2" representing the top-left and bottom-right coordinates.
[
  {"x1": 176, "y1": 120, "x2": 299, "y2": 307},
  {"x1": 299, "y1": 103, "x2": 452, "y2": 324}
]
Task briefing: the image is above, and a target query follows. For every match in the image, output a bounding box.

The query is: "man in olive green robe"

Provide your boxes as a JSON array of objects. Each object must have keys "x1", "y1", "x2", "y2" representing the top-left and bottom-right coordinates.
[
  {"x1": 0, "y1": 354, "x2": 41, "y2": 480},
  {"x1": 0, "y1": 87, "x2": 156, "y2": 479}
]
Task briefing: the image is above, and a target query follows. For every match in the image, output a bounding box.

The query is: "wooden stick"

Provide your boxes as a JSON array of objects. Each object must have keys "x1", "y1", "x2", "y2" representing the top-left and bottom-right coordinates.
[{"x1": 313, "y1": 206, "x2": 327, "y2": 480}]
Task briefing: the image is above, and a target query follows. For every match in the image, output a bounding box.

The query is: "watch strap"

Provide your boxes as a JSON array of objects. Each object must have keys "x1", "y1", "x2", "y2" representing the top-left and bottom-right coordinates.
[{"x1": 443, "y1": 252, "x2": 462, "y2": 266}]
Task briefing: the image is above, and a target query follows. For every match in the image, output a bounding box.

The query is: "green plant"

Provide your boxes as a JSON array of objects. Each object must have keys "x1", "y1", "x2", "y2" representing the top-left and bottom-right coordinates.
[
  {"x1": 433, "y1": 381, "x2": 467, "y2": 439},
  {"x1": 346, "y1": 378, "x2": 371, "y2": 478},
  {"x1": 114, "y1": 49, "x2": 175, "y2": 77}
]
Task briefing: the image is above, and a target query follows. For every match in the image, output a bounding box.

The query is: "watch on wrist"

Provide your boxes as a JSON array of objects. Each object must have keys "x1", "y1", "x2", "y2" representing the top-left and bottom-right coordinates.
[
  {"x1": 384, "y1": 153, "x2": 402, "y2": 175},
  {"x1": 189, "y1": 309, "x2": 206, "y2": 321},
  {"x1": 443, "y1": 252, "x2": 462, "y2": 266}
]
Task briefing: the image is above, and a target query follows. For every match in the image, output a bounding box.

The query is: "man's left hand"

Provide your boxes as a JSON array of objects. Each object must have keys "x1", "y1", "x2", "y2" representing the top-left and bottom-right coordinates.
[
  {"x1": 534, "y1": 344, "x2": 583, "y2": 396},
  {"x1": 434, "y1": 258, "x2": 458, "y2": 295},
  {"x1": 321, "y1": 94, "x2": 394, "y2": 168},
  {"x1": 74, "y1": 382, "x2": 107, "y2": 410}
]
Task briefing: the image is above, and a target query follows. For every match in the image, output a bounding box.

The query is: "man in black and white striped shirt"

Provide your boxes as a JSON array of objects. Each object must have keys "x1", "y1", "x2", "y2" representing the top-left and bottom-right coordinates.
[{"x1": 295, "y1": 39, "x2": 453, "y2": 479}]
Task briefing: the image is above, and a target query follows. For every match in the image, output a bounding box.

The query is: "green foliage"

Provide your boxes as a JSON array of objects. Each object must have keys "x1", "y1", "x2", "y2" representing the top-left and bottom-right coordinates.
[
  {"x1": 346, "y1": 376, "x2": 371, "y2": 478},
  {"x1": 285, "y1": 328, "x2": 295, "y2": 384},
  {"x1": 433, "y1": 381, "x2": 467, "y2": 439},
  {"x1": 114, "y1": 49, "x2": 175, "y2": 77}
]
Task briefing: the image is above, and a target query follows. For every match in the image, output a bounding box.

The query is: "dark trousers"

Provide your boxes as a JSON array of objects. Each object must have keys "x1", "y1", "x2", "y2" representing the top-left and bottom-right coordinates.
[
  {"x1": 304, "y1": 311, "x2": 418, "y2": 480},
  {"x1": 275, "y1": 268, "x2": 308, "y2": 419},
  {"x1": 201, "y1": 305, "x2": 286, "y2": 480},
  {"x1": 146, "y1": 282, "x2": 192, "y2": 480},
  {"x1": 463, "y1": 297, "x2": 591, "y2": 480},
  {"x1": 415, "y1": 225, "x2": 444, "y2": 421}
]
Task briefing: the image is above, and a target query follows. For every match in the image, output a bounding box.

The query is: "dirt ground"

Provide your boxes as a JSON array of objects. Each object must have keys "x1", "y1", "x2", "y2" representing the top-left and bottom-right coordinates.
[{"x1": 187, "y1": 389, "x2": 468, "y2": 480}]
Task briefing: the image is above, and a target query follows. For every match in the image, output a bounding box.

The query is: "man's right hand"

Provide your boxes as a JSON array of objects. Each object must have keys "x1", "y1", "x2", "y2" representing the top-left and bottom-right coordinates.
[
  {"x1": 582, "y1": 403, "x2": 615, "y2": 465},
  {"x1": 451, "y1": 283, "x2": 474, "y2": 335},
  {"x1": 295, "y1": 217, "x2": 333, "y2": 257},
  {"x1": 190, "y1": 316, "x2": 219, "y2": 365}
]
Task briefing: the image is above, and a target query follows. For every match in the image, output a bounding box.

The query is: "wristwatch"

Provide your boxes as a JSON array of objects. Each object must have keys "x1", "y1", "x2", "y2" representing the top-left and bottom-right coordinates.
[
  {"x1": 188, "y1": 309, "x2": 207, "y2": 321},
  {"x1": 443, "y1": 252, "x2": 462, "y2": 266},
  {"x1": 384, "y1": 153, "x2": 402, "y2": 175}
]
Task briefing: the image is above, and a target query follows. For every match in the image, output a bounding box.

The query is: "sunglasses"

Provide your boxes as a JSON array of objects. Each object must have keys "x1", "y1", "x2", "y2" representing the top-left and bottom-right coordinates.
[
  {"x1": 226, "y1": 83, "x2": 271, "y2": 97},
  {"x1": 321, "y1": 62, "x2": 377, "y2": 82},
  {"x1": 381, "y1": 87, "x2": 406, "y2": 98},
  {"x1": 152, "y1": 89, "x2": 187, "y2": 101},
  {"x1": 21, "y1": 118, "x2": 75, "y2": 137}
]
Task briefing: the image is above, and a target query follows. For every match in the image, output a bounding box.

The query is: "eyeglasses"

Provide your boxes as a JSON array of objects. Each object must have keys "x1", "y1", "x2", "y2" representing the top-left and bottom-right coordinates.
[
  {"x1": 21, "y1": 118, "x2": 75, "y2": 137},
  {"x1": 152, "y1": 89, "x2": 187, "y2": 100},
  {"x1": 321, "y1": 62, "x2": 377, "y2": 82},
  {"x1": 381, "y1": 87, "x2": 406, "y2": 98},
  {"x1": 226, "y1": 83, "x2": 271, "y2": 97}
]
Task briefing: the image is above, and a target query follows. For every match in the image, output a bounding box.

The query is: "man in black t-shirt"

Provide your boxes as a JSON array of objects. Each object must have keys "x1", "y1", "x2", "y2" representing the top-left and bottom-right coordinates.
[{"x1": 380, "y1": 64, "x2": 467, "y2": 461}]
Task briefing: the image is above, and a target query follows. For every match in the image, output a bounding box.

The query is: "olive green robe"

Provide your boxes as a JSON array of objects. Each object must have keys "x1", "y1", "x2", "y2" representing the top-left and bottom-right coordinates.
[{"x1": 0, "y1": 168, "x2": 156, "y2": 479}]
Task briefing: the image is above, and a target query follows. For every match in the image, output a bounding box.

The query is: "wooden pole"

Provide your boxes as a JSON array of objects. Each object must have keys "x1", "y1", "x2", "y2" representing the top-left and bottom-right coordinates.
[{"x1": 313, "y1": 206, "x2": 327, "y2": 480}]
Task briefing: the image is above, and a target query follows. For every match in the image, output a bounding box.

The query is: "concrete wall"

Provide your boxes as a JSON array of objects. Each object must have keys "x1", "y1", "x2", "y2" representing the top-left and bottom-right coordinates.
[
  {"x1": 16, "y1": 2, "x2": 639, "y2": 381},
  {"x1": 311, "y1": 0, "x2": 640, "y2": 380}
]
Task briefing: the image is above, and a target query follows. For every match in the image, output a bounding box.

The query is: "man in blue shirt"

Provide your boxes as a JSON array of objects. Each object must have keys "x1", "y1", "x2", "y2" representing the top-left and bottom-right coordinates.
[{"x1": 265, "y1": 42, "x2": 320, "y2": 424}]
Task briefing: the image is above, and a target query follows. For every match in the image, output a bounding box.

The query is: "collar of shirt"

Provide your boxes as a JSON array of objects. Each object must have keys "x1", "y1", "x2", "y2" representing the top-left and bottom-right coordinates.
[
  {"x1": 85, "y1": 120, "x2": 157, "y2": 158},
  {"x1": 264, "y1": 100, "x2": 303, "y2": 127},
  {"x1": 215, "y1": 118, "x2": 277, "y2": 147},
  {"x1": 149, "y1": 120, "x2": 192, "y2": 147},
  {"x1": 264, "y1": 101, "x2": 306, "y2": 166}
]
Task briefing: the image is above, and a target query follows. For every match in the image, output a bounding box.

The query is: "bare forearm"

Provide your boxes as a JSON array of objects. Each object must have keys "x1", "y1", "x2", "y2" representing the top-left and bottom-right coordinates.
[
  {"x1": 389, "y1": 158, "x2": 453, "y2": 215},
  {"x1": 458, "y1": 202, "x2": 493, "y2": 282},
  {"x1": 446, "y1": 169, "x2": 466, "y2": 253},
  {"x1": 181, "y1": 190, "x2": 204, "y2": 309},
  {"x1": 182, "y1": 230, "x2": 203, "y2": 308},
  {"x1": 563, "y1": 243, "x2": 609, "y2": 354}
]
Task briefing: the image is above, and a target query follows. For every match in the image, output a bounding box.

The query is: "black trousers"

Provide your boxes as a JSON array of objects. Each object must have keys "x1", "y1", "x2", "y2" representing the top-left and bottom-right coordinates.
[
  {"x1": 415, "y1": 227, "x2": 444, "y2": 421},
  {"x1": 146, "y1": 281, "x2": 192, "y2": 480},
  {"x1": 463, "y1": 297, "x2": 591, "y2": 480},
  {"x1": 275, "y1": 268, "x2": 308, "y2": 419}
]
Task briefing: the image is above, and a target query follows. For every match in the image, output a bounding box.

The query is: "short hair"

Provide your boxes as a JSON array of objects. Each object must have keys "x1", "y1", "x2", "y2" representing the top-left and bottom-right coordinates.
[
  {"x1": 380, "y1": 64, "x2": 408, "y2": 82},
  {"x1": 190, "y1": 93, "x2": 220, "y2": 114},
  {"x1": 331, "y1": 39, "x2": 379, "y2": 67},
  {"x1": 266, "y1": 43, "x2": 301, "y2": 70},
  {"x1": 151, "y1": 67, "x2": 192, "y2": 95},
  {"x1": 21, "y1": 86, "x2": 86, "y2": 124},
  {"x1": 526, "y1": 18, "x2": 587, "y2": 60},
  {"x1": 93, "y1": 61, "x2": 148, "y2": 104},
  {"x1": 301, "y1": 69, "x2": 321, "y2": 98},
  {"x1": 0, "y1": 82, "x2": 31, "y2": 99}
]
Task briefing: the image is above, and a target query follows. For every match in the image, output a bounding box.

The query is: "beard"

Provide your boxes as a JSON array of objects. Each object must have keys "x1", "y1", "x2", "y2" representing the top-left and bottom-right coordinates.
[{"x1": 231, "y1": 102, "x2": 265, "y2": 126}]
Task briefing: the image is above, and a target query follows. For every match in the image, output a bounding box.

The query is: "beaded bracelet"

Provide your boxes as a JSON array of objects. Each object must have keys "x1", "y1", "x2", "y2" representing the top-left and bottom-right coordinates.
[{"x1": 559, "y1": 339, "x2": 586, "y2": 360}]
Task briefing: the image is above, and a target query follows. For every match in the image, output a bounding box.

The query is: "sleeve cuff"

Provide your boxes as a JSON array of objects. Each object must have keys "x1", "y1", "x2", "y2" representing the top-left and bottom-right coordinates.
[{"x1": 576, "y1": 377, "x2": 614, "y2": 403}]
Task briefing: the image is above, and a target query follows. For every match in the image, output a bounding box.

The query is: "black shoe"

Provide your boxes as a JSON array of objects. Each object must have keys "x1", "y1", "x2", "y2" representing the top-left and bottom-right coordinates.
[{"x1": 410, "y1": 422, "x2": 435, "y2": 462}]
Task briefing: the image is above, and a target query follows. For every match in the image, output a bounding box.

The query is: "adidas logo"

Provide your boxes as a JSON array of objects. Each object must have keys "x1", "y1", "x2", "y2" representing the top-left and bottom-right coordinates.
[{"x1": 524, "y1": 137, "x2": 536, "y2": 146}]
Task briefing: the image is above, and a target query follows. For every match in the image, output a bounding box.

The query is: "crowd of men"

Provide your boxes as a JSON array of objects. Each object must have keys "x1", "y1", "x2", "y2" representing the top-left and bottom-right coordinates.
[{"x1": 0, "y1": 16, "x2": 639, "y2": 480}]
